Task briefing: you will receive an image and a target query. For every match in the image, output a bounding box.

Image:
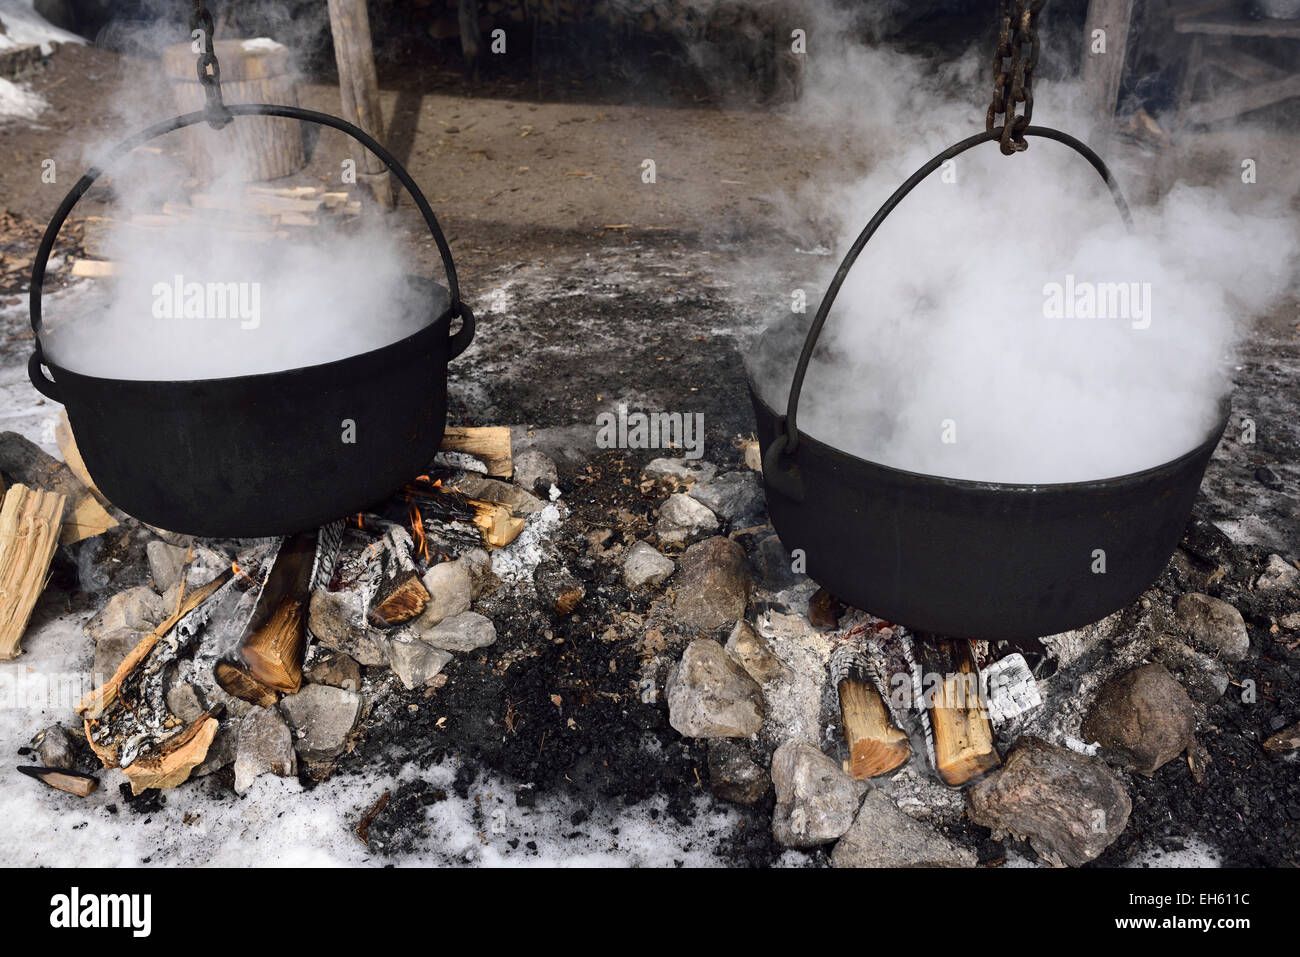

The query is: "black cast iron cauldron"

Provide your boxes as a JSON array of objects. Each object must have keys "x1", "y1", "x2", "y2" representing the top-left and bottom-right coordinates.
[
  {"x1": 28, "y1": 105, "x2": 475, "y2": 538},
  {"x1": 749, "y1": 126, "x2": 1229, "y2": 644}
]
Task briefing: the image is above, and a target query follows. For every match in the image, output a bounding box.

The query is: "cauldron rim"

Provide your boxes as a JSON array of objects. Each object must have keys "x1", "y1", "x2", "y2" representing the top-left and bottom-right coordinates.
[
  {"x1": 746, "y1": 372, "x2": 1231, "y2": 494},
  {"x1": 37, "y1": 275, "x2": 454, "y2": 389}
]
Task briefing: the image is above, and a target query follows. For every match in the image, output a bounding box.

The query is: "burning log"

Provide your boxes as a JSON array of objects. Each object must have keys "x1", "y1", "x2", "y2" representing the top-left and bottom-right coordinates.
[
  {"x1": 363, "y1": 525, "x2": 430, "y2": 627},
  {"x1": 0, "y1": 431, "x2": 116, "y2": 545},
  {"x1": 398, "y1": 477, "x2": 525, "y2": 549},
  {"x1": 0, "y1": 484, "x2": 66, "y2": 661},
  {"x1": 439, "y1": 426, "x2": 514, "y2": 478},
  {"x1": 17, "y1": 765, "x2": 99, "y2": 797},
  {"x1": 914, "y1": 636, "x2": 1001, "y2": 788},
  {"x1": 119, "y1": 712, "x2": 221, "y2": 794},
  {"x1": 830, "y1": 641, "x2": 911, "y2": 779},
  {"x1": 213, "y1": 531, "x2": 327, "y2": 703},
  {"x1": 78, "y1": 575, "x2": 230, "y2": 794}
]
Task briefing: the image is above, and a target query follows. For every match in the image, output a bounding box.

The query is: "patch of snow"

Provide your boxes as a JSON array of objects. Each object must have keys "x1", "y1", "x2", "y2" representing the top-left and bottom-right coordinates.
[
  {"x1": 240, "y1": 37, "x2": 284, "y2": 52},
  {"x1": 1127, "y1": 839, "x2": 1222, "y2": 869},
  {"x1": 0, "y1": 75, "x2": 45, "y2": 120},
  {"x1": 0, "y1": 1, "x2": 85, "y2": 54}
]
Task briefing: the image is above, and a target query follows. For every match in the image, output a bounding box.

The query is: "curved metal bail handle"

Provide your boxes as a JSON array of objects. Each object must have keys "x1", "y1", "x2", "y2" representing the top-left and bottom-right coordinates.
[
  {"x1": 28, "y1": 104, "x2": 473, "y2": 400},
  {"x1": 778, "y1": 125, "x2": 1133, "y2": 458}
]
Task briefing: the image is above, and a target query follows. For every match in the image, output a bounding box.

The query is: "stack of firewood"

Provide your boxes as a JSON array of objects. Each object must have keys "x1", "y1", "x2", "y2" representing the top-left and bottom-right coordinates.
[
  {"x1": 0, "y1": 427, "x2": 119, "y2": 662},
  {"x1": 72, "y1": 185, "x2": 365, "y2": 279}
]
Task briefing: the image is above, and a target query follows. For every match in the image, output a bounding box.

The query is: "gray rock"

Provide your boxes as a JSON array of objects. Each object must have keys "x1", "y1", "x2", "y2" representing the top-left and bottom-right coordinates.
[
  {"x1": 193, "y1": 725, "x2": 236, "y2": 777},
  {"x1": 643, "y1": 457, "x2": 716, "y2": 485},
  {"x1": 279, "y1": 684, "x2": 362, "y2": 759},
  {"x1": 165, "y1": 683, "x2": 206, "y2": 724},
  {"x1": 303, "y1": 649, "x2": 362, "y2": 692},
  {"x1": 514, "y1": 448, "x2": 559, "y2": 493},
  {"x1": 1281, "y1": 612, "x2": 1300, "y2": 630},
  {"x1": 205, "y1": 681, "x2": 253, "y2": 722},
  {"x1": 724, "y1": 619, "x2": 788, "y2": 684},
  {"x1": 308, "y1": 589, "x2": 391, "y2": 666},
  {"x1": 34, "y1": 725, "x2": 76, "y2": 770},
  {"x1": 832, "y1": 790, "x2": 976, "y2": 867},
  {"x1": 748, "y1": 531, "x2": 800, "y2": 590},
  {"x1": 83, "y1": 586, "x2": 165, "y2": 641},
  {"x1": 233, "y1": 707, "x2": 297, "y2": 794},
  {"x1": 770, "y1": 740, "x2": 860, "y2": 848},
  {"x1": 146, "y1": 540, "x2": 189, "y2": 592},
  {"x1": 672, "y1": 536, "x2": 751, "y2": 632},
  {"x1": 1081, "y1": 663, "x2": 1196, "y2": 775},
  {"x1": 623, "y1": 541, "x2": 675, "y2": 590},
  {"x1": 666, "y1": 637, "x2": 764, "y2": 738},
  {"x1": 389, "y1": 633, "x2": 453, "y2": 690},
  {"x1": 1256, "y1": 554, "x2": 1300, "y2": 595},
  {"x1": 1175, "y1": 592, "x2": 1250, "y2": 662},
  {"x1": 689, "y1": 471, "x2": 765, "y2": 524},
  {"x1": 707, "y1": 739, "x2": 770, "y2": 805},
  {"x1": 92, "y1": 627, "x2": 146, "y2": 684},
  {"x1": 419, "y1": 611, "x2": 497, "y2": 652},
  {"x1": 457, "y1": 547, "x2": 494, "y2": 600},
  {"x1": 185, "y1": 546, "x2": 231, "y2": 589},
  {"x1": 656, "y1": 492, "x2": 719, "y2": 545},
  {"x1": 416, "y1": 560, "x2": 473, "y2": 628},
  {"x1": 967, "y1": 737, "x2": 1131, "y2": 867},
  {"x1": 1154, "y1": 638, "x2": 1230, "y2": 703},
  {"x1": 161, "y1": 582, "x2": 184, "y2": 617}
]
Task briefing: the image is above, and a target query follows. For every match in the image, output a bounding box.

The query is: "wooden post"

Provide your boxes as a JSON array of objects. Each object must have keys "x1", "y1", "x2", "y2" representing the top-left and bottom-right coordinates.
[
  {"x1": 327, "y1": 0, "x2": 394, "y2": 209},
  {"x1": 1081, "y1": 0, "x2": 1136, "y2": 140}
]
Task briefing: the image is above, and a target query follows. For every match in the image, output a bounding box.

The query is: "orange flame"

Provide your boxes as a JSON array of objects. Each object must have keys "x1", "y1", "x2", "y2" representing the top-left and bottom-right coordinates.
[
  {"x1": 231, "y1": 560, "x2": 259, "y2": 586},
  {"x1": 409, "y1": 503, "x2": 428, "y2": 562}
]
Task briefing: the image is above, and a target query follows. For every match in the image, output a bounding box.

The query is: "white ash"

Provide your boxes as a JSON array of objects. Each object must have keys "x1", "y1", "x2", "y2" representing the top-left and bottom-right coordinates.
[{"x1": 489, "y1": 503, "x2": 566, "y2": 584}]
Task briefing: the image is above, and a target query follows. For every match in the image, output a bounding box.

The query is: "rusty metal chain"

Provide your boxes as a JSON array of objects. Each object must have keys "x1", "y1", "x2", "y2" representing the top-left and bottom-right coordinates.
[
  {"x1": 986, "y1": 0, "x2": 1045, "y2": 155},
  {"x1": 190, "y1": 0, "x2": 232, "y2": 128}
]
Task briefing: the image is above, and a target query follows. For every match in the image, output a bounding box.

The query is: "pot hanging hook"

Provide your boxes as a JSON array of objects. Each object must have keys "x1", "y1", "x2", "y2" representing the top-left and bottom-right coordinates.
[
  {"x1": 190, "y1": 0, "x2": 232, "y2": 129},
  {"x1": 986, "y1": 0, "x2": 1046, "y2": 155}
]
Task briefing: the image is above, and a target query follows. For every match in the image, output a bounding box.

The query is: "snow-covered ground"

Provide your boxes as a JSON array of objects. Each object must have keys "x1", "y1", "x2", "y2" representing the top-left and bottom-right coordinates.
[{"x1": 0, "y1": 0, "x2": 85, "y2": 53}]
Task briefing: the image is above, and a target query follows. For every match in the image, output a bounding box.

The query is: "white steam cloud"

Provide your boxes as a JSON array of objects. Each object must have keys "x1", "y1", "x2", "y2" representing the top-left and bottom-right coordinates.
[
  {"x1": 751, "y1": 16, "x2": 1297, "y2": 483},
  {"x1": 40, "y1": 21, "x2": 432, "y2": 381}
]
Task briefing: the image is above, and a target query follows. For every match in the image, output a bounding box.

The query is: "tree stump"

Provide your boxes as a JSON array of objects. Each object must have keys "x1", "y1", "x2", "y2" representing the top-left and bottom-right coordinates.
[{"x1": 162, "y1": 38, "x2": 307, "y2": 183}]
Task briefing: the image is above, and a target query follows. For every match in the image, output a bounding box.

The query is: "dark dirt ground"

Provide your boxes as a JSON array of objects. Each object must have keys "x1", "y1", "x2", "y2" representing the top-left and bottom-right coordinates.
[{"x1": 3, "y1": 36, "x2": 1299, "y2": 867}]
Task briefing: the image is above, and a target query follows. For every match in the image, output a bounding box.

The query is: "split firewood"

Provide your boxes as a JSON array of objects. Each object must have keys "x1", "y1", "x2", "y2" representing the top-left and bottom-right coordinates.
[
  {"x1": 191, "y1": 190, "x2": 325, "y2": 217},
  {"x1": 364, "y1": 525, "x2": 430, "y2": 627},
  {"x1": 914, "y1": 636, "x2": 1001, "y2": 788},
  {"x1": 78, "y1": 574, "x2": 228, "y2": 721},
  {"x1": 398, "y1": 477, "x2": 525, "y2": 549},
  {"x1": 246, "y1": 185, "x2": 323, "y2": 199},
  {"x1": 54, "y1": 411, "x2": 96, "y2": 494},
  {"x1": 120, "y1": 713, "x2": 220, "y2": 795},
  {"x1": 69, "y1": 258, "x2": 117, "y2": 278},
  {"x1": 215, "y1": 531, "x2": 320, "y2": 702},
  {"x1": 0, "y1": 483, "x2": 66, "y2": 661},
  {"x1": 0, "y1": 431, "x2": 118, "y2": 544},
  {"x1": 440, "y1": 426, "x2": 513, "y2": 478},
  {"x1": 17, "y1": 765, "x2": 99, "y2": 797},
  {"x1": 830, "y1": 640, "x2": 910, "y2": 779},
  {"x1": 276, "y1": 211, "x2": 319, "y2": 227},
  {"x1": 79, "y1": 575, "x2": 230, "y2": 794}
]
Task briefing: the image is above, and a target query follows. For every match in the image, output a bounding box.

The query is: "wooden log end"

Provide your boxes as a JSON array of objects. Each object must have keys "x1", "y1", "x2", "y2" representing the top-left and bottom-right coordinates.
[
  {"x1": 18, "y1": 765, "x2": 99, "y2": 797},
  {"x1": 366, "y1": 572, "x2": 429, "y2": 627}
]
